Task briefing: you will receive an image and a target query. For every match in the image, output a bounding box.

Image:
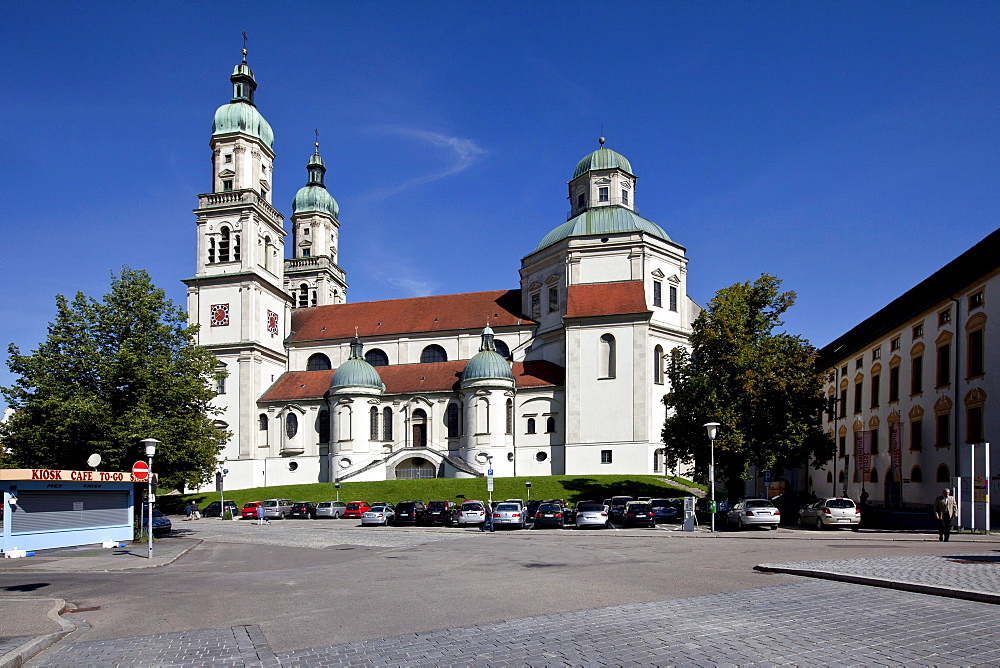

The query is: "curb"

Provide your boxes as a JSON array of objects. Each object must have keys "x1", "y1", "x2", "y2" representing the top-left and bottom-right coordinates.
[
  {"x1": 754, "y1": 563, "x2": 1000, "y2": 605},
  {"x1": 0, "y1": 598, "x2": 77, "y2": 668},
  {"x1": 0, "y1": 539, "x2": 201, "y2": 573}
]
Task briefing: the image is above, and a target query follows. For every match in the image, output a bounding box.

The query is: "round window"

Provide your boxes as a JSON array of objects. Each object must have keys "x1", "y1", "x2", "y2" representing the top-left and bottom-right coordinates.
[
  {"x1": 535, "y1": 451, "x2": 548, "y2": 462},
  {"x1": 507, "y1": 452, "x2": 514, "y2": 462},
  {"x1": 475, "y1": 452, "x2": 489, "y2": 464},
  {"x1": 285, "y1": 413, "x2": 298, "y2": 438},
  {"x1": 339, "y1": 457, "x2": 352, "y2": 469},
  {"x1": 288, "y1": 461, "x2": 298, "y2": 472}
]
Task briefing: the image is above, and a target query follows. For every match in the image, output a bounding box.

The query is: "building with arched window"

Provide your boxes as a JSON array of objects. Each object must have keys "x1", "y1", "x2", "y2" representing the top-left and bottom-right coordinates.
[{"x1": 186, "y1": 53, "x2": 699, "y2": 490}]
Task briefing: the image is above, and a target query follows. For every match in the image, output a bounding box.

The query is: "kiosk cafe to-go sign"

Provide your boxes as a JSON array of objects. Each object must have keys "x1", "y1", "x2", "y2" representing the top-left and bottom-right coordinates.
[{"x1": 2, "y1": 468, "x2": 151, "y2": 554}]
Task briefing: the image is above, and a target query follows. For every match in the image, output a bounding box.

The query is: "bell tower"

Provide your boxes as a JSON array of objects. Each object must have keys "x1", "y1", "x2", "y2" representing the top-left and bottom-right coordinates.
[{"x1": 183, "y1": 44, "x2": 290, "y2": 464}]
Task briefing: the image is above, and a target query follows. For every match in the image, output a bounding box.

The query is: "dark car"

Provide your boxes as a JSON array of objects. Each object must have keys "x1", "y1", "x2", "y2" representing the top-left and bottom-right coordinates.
[
  {"x1": 608, "y1": 496, "x2": 634, "y2": 524},
  {"x1": 622, "y1": 501, "x2": 655, "y2": 527},
  {"x1": 141, "y1": 508, "x2": 172, "y2": 536},
  {"x1": 532, "y1": 502, "x2": 566, "y2": 529},
  {"x1": 524, "y1": 499, "x2": 543, "y2": 522},
  {"x1": 649, "y1": 498, "x2": 681, "y2": 523},
  {"x1": 426, "y1": 500, "x2": 456, "y2": 525},
  {"x1": 202, "y1": 500, "x2": 240, "y2": 518},
  {"x1": 288, "y1": 502, "x2": 317, "y2": 519},
  {"x1": 393, "y1": 501, "x2": 427, "y2": 525}
]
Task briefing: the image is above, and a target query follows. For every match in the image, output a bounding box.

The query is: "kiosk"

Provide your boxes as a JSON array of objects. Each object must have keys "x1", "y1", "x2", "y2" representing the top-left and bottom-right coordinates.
[{"x1": 2, "y1": 468, "x2": 143, "y2": 554}]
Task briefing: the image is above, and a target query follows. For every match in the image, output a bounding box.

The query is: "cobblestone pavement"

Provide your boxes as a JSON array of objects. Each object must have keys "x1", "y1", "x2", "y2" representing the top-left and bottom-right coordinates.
[
  {"x1": 30, "y1": 579, "x2": 1000, "y2": 666},
  {"x1": 760, "y1": 551, "x2": 1000, "y2": 598}
]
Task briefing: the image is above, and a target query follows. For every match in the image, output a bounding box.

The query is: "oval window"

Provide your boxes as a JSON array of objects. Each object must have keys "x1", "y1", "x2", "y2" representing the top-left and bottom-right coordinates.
[
  {"x1": 507, "y1": 452, "x2": 514, "y2": 462},
  {"x1": 288, "y1": 461, "x2": 298, "y2": 472},
  {"x1": 535, "y1": 451, "x2": 548, "y2": 462},
  {"x1": 475, "y1": 452, "x2": 489, "y2": 464},
  {"x1": 285, "y1": 413, "x2": 298, "y2": 438},
  {"x1": 339, "y1": 457, "x2": 352, "y2": 469}
]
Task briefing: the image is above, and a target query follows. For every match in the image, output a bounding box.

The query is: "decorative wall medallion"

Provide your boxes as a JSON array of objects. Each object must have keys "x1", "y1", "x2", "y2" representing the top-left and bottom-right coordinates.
[
  {"x1": 210, "y1": 304, "x2": 230, "y2": 327},
  {"x1": 266, "y1": 309, "x2": 279, "y2": 335}
]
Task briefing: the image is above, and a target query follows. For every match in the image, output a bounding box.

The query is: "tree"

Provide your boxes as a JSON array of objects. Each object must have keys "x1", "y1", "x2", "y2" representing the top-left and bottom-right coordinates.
[
  {"x1": 661, "y1": 274, "x2": 833, "y2": 499},
  {"x1": 1, "y1": 267, "x2": 225, "y2": 490}
]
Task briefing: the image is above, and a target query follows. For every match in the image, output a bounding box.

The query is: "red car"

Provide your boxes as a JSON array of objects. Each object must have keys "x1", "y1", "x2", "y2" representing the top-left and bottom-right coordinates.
[
  {"x1": 241, "y1": 501, "x2": 262, "y2": 519},
  {"x1": 343, "y1": 501, "x2": 371, "y2": 519}
]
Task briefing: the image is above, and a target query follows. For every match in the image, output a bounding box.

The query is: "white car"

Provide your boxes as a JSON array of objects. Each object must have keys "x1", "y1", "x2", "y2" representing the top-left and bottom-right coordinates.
[
  {"x1": 574, "y1": 502, "x2": 610, "y2": 529},
  {"x1": 726, "y1": 499, "x2": 780, "y2": 530},
  {"x1": 361, "y1": 505, "x2": 395, "y2": 526}
]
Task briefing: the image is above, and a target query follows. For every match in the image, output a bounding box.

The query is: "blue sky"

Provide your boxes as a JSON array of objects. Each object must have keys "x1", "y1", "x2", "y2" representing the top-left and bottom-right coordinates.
[{"x1": 1, "y1": 2, "x2": 997, "y2": 408}]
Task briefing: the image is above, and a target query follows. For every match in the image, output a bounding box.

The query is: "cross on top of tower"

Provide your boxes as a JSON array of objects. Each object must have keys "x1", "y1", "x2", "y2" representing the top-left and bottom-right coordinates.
[{"x1": 241, "y1": 31, "x2": 248, "y2": 63}]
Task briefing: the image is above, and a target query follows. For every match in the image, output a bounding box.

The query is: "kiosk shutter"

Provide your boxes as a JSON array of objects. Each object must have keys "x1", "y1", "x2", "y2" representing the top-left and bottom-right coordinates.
[{"x1": 11, "y1": 491, "x2": 131, "y2": 533}]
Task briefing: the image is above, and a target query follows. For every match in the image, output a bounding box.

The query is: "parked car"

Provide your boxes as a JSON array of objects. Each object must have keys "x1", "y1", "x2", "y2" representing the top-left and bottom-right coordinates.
[
  {"x1": 608, "y1": 496, "x2": 634, "y2": 524},
  {"x1": 241, "y1": 501, "x2": 263, "y2": 519},
  {"x1": 457, "y1": 500, "x2": 487, "y2": 526},
  {"x1": 622, "y1": 501, "x2": 656, "y2": 527},
  {"x1": 288, "y1": 502, "x2": 317, "y2": 519},
  {"x1": 492, "y1": 502, "x2": 526, "y2": 529},
  {"x1": 524, "y1": 499, "x2": 543, "y2": 522},
  {"x1": 315, "y1": 501, "x2": 347, "y2": 519},
  {"x1": 202, "y1": 500, "x2": 240, "y2": 518},
  {"x1": 426, "y1": 500, "x2": 456, "y2": 525},
  {"x1": 532, "y1": 502, "x2": 566, "y2": 529},
  {"x1": 726, "y1": 499, "x2": 780, "y2": 530},
  {"x1": 141, "y1": 508, "x2": 173, "y2": 536},
  {"x1": 261, "y1": 498, "x2": 294, "y2": 520},
  {"x1": 574, "y1": 502, "x2": 610, "y2": 529},
  {"x1": 393, "y1": 501, "x2": 427, "y2": 525},
  {"x1": 342, "y1": 501, "x2": 371, "y2": 519},
  {"x1": 799, "y1": 497, "x2": 861, "y2": 530},
  {"x1": 649, "y1": 498, "x2": 680, "y2": 523},
  {"x1": 361, "y1": 505, "x2": 395, "y2": 526}
]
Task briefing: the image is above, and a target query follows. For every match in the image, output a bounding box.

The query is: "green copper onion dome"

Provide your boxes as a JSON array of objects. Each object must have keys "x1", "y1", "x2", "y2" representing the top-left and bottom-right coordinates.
[
  {"x1": 534, "y1": 206, "x2": 671, "y2": 252},
  {"x1": 292, "y1": 146, "x2": 339, "y2": 218},
  {"x1": 572, "y1": 146, "x2": 632, "y2": 179},
  {"x1": 212, "y1": 58, "x2": 274, "y2": 149},
  {"x1": 462, "y1": 326, "x2": 514, "y2": 387},
  {"x1": 331, "y1": 336, "x2": 385, "y2": 393}
]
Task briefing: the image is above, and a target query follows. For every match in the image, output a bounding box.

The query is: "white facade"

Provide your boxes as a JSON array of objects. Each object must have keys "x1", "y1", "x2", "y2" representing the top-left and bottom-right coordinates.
[{"x1": 188, "y1": 57, "x2": 697, "y2": 492}]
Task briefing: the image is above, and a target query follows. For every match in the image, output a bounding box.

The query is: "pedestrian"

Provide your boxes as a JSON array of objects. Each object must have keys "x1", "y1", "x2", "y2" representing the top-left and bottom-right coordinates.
[
  {"x1": 480, "y1": 502, "x2": 494, "y2": 532},
  {"x1": 188, "y1": 501, "x2": 200, "y2": 520},
  {"x1": 934, "y1": 488, "x2": 958, "y2": 541},
  {"x1": 255, "y1": 503, "x2": 265, "y2": 526},
  {"x1": 184, "y1": 502, "x2": 192, "y2": 521}
]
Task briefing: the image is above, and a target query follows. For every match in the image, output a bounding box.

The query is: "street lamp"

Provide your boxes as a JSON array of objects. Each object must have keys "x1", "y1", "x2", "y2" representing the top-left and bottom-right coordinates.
[
  {"x1": 140, "y1": 438, "x2": 160, "y2": 559},
  {"x1": 525, "y1": 481, "x2": 531, "y2": 503},
  {"x1": 334, "y1": 482, "x2": 341, "y2": 503},
  {"x1": 703, "y1": 423, "x2": 720, "y2": 533},
  {"x1": 219, "y1": 464, "x2": 229, "y2": 520}
]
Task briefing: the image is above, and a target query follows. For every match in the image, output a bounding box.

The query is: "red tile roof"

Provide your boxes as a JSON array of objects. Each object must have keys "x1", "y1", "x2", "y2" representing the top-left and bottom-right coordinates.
[
  {"x1": 289, "y1": 290, "x2": 530, "y2": 342},
  {"x1": 258, "y1": 360, "x2": 565, "y2": 402},
  {"x1": 565, "y1": 281, "x2": 650, "y2": 319}
]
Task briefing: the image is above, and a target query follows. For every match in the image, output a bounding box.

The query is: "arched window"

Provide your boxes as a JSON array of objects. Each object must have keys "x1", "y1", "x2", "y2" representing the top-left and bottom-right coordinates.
[
  {"x1": 285, "y1": 413, "x2": 298, "y2": 439},
  {"x1": 208, "y1": 237, "x2": 216, "y2": 264},
  {"x1": 654, "y1": 345, "x2": 664, "y2": 385},
  {"x1": 233, "y1": 234, "x2": 241, "y2": 261},
  {"x1": 383, "y1": 407, "x2": 393, "y2": 441},
  {"x1": 477, "y1": 397, "x2": 490, "y2": 434},
  {"x1": 370, "y1": 406, "x2": 379, "y2": 440},
  {"x1": 911, "y1": 465, "x2": 923, "y2": 483},
  {"x1": 318, "y1": 410, "x2": 330, "y2": 443},
  {"x1": 599, "y1": 334, "x2": 616, "y2": 378},
  {"x1": 527, "y1": 417, "x2": 536, "y2": 434},
  {"x1": 412, "y1": 408, "x2": 428, "y2": 447},
  {"x1": 546, "y1": 416, "x2": 556, "y2": 433},
  {"x1": 936, "y1": 464, "x2": 950, "y2": 483},
  {"x1": 494, "y1": 339, "x2": 511, "y2": 358},
  {"x1": 298, "y1": 283, "x2": 309, "y2": 308},
  {"x1": 870, "y1": 468, "x2": 879, "y2": 483},
  {"x1": 259, "y1": 414, "x2": 269, "y2": 446},
  {"x1": 219, "y1": 227, "x2": 231, "y2": 262},
  {"x1": 365, "y1": 349, "x2": 389, "y2": 367},
  {"x1": 263, "y1": 236, "x2": 272, "y2": 272},
  {"x1": 338, "y1": 405, "x2": 352, "y2": 440},
  {"x1": 421, "y1": 345, "x2": 447, "y2": 363},
  {"x1": 826, "y1": 471, "x2": 833, "y2": 483},
  {"x1": 447, "y1": 403, "x2": 459, "y2": 438},
  {"x1": 505, "y1": 399, "x2": 513, "y2": 435},
  {"x1": 306, "y1": 353, "x2": 331, "y2": 371},
  {"x1": 838, "y1": 471, "x2": 845, "y2": 483}
]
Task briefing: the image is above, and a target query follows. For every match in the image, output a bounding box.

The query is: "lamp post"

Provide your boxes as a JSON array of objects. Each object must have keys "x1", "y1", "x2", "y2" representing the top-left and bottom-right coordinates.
[
  {"x1": 140, "y1": 438, "x2": 160, "y2": 559},
  {"x1": 525, "y1": 481, "x2": 531, "y2": 504},
  {"x1": 334, "y1": 482, "x2": 341, "y2": 503},
  {"x1": 703, "y1": 423, "x2": 720, "y2": 533},
  {"x1": 219, "y1": 465, "x2": 229, "y2": 520}
]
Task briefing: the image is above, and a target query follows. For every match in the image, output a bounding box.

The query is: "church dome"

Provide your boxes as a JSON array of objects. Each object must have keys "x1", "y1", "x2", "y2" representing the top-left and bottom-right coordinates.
[
  {"x1": 292, "y1": 185, "x2": 339, "y2": 218},
  {"x1": 330, "y1": 335, "x2": 385, "y2": 393},
  {"x1": 573, "y1": 147, "x2": 633, "y2": 179},
  {"x1": 534, "y1": 206, "x2": 671, "y2": 253},
  {"x1": 213, "y1": 102, "x2": 274, "y2": 149},
  {"x1": 462, "y1": 326, "x2": 514, "y2": 387}
]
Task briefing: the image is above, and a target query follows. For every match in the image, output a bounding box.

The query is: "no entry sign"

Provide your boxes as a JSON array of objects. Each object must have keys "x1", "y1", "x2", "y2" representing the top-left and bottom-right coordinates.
[{"x1": 132, "y1": 460, "x2": 149, "y2": 481}]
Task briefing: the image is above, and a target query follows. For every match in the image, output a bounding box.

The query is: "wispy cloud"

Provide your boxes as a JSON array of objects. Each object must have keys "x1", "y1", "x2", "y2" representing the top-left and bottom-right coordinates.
[{"x1": 361, "y1": 127, "x2": 486, "y2": 202}]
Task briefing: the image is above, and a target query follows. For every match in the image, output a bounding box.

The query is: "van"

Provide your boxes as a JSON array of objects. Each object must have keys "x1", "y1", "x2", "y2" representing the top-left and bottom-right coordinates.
[{"x1": 261, "y1": 498, "x2": 293, "y2": 519}]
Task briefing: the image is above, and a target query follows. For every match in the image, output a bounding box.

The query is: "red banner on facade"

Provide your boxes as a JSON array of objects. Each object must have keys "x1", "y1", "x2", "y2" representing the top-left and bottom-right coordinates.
[
  {"x1": 856, "y1": 431, "x2": 871, "y2": 481},
  {"x1": 889, "y1": 422, "x2": 903, "y2": 482}
]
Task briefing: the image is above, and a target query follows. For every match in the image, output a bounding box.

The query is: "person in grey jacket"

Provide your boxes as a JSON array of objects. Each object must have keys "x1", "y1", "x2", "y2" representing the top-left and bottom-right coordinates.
[{"x1": 933, "y1": 488, "x2": 958, "y2": 541}]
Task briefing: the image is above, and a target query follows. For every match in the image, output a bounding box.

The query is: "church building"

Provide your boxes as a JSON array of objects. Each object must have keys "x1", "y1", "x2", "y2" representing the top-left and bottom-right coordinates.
[{"x1": 184, "y1": 52, "x2": 698, "y2": 491}]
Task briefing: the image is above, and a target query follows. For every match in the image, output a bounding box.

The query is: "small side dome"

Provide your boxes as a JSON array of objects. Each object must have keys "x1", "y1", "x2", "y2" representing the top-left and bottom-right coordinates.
[
  {"x1": 213, "y1": 102, "x2": 274, "y2": 149},
  {"x1": 292, "y1": 185, "x2": 339, "y2": 218},
  {"x1": 462, "y1": 326, "x2": 514, "y2": 387},
  {"x1": 573, "y1": 147, "x2": 633, "y2": 179},
  {"x1": 330, "y1": 335, "x2": 385, "y2": 393}
]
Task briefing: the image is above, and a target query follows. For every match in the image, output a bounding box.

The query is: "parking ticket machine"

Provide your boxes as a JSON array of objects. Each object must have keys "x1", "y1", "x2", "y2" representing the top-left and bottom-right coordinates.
[{"x1": 683, "y1": 496, "x2": 697, "y2": 531}]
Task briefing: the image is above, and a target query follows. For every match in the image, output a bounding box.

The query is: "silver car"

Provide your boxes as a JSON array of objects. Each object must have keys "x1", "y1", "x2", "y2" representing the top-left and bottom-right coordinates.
[
  {"x1": 315, "y1": 501, "x2": 347, "y2": 519},
  {"x1": 492, "y1": 502, "x2": 526, "y2": 529},
  {"x1": 457, "y1": 500, "x2": 487, "y2": 526},
  {"x1": 726, "y1": 499, "x2": 780, "y2": 530},
  {"x1": 261, "y1": 498, "x2": 293, "y2": 520},
  {"x1": 361, "y1": 505, "x2": 395, "y2": 526},
  {"x1": 574, "y1": 502, "x2": 610, "y2": 529},
  {"x1": 799, "y1": 497, "x2": 860, "y2": 530}
]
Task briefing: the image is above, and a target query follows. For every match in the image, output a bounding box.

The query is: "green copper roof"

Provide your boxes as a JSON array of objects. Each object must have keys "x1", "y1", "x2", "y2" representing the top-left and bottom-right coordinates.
[
  {"x1": 573, "y1": 148, "x2": 633, "y2": 179},
  {"x1": 463, "y1": 351, "x2": 514, "y2": 384},
  {"x1": 292, "y1": 185, "x2": 339, "y2": 218},
  {"x1": 213, "y1": 101, "x2": 274, "y2": 149},
  {"x1": 330, "y1": 358, "x2": 385, "y2": 391},
  {"x1": 534, "y1": 206, "x2": 671, "y2": 252}
]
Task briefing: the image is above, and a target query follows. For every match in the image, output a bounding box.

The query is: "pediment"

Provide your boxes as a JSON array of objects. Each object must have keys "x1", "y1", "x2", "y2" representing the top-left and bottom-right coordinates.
[
  {"x1": 651, "y1": 268, "x2": 665, "y2": 278},
  {"x1": 218, "y1": 169, "x2": 236, "y2": 178}
]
